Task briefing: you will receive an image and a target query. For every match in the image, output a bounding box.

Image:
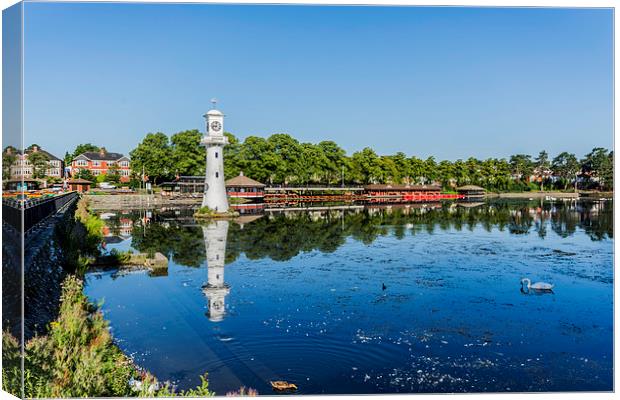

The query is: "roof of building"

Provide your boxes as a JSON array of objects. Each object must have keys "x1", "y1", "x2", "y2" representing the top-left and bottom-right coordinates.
[
  {"x1": 12, "y1": 146, "x2": 62, "y2": 161},
  {"x1": 77, "y1": 151, "x2": 127, "y2": 161},
  {"x1": 364, "y1": 184, "x2": 442, "y2": 191},
  {"x1": 456, "y1": 185, "x2": 486, "y2": 191},
  {"x1": 25, "y1": 148, "x2": 61, "y2": 161},
  {"x1": 225, "y1": 173, "x2": 266, "y2": 188}
]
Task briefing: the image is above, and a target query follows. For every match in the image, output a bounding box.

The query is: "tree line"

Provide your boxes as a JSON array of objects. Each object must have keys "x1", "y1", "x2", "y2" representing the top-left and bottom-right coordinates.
[{"x1": 126, "y1": 130, "x2": 613, "y2": 191}]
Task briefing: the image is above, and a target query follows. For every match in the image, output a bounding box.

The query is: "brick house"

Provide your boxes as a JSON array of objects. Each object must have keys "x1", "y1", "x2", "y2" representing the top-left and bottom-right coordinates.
[{"x1": 70, "y1": 148, "x2": 131, "y2": 183}]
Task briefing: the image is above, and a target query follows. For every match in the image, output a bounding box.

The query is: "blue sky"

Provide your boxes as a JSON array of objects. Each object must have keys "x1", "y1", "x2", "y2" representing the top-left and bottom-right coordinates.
[{"x1": 21, "y1": 3, "x2": 613, "y2": 160}]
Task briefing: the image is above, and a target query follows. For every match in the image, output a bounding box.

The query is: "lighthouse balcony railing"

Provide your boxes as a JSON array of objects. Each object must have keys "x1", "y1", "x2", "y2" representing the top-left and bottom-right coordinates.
[{"x1": 201, "y1": 136, "x2": 229, "y2": 145}]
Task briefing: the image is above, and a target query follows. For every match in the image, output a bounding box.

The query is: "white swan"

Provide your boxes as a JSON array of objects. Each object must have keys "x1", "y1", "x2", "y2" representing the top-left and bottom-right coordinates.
[{"x1": 521, "y1": 278, "x2": 554, "y2": 291}]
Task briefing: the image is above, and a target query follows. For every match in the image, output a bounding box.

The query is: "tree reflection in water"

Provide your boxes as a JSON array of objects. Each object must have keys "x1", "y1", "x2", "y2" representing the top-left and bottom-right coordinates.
[{"x1": 123, "y1": 200, "x2": 612, "y2": 268}]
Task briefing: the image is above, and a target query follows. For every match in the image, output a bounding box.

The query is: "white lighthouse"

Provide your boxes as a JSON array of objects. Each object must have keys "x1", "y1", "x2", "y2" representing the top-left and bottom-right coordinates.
[
  {"x1": 201, "y1": 221, "x2": 230, "y2": 322},
  {"x1": 201, "y1": 100, "x2": 229, "y2": 212}
]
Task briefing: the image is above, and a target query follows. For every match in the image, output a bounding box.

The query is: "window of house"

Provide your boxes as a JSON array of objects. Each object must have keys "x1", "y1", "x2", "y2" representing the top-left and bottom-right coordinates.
[{"x1": 92, "y1": 161, "x2": 100, "y2": 166}]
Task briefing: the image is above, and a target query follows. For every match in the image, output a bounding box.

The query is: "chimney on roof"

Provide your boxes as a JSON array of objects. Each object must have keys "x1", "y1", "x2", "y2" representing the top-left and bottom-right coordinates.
[
  {"x1": 99, "y1": 147, "x2": 106, "y2": 156},
  {"x1": 32, "y1": 145, "x2": 39, "y2": 152}
]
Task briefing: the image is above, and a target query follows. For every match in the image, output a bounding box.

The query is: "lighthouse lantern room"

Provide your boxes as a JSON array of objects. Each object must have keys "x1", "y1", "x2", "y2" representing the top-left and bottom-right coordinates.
[{"x1": 201, "y1": 99, "x2": 229, "y2": 212}]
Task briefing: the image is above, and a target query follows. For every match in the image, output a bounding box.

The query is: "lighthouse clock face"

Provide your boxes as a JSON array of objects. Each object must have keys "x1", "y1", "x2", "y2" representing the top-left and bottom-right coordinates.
[{"x1": 210, "y1": 121, "x2": 222, "y2": 132}]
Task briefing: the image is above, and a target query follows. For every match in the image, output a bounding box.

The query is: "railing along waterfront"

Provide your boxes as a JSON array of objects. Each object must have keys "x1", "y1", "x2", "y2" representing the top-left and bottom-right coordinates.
[
  {"x1": 2, "y1": 192, "x2": 80, "y2": 234},
  {"x1": 264, "y1": 184, "x2": 365, "y2": 191}
]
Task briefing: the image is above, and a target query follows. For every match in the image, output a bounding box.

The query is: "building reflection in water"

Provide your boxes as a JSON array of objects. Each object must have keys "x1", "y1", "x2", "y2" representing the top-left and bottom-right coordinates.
[{"x1": 201, "y1": 220, "x2": 231, "y2": 322}]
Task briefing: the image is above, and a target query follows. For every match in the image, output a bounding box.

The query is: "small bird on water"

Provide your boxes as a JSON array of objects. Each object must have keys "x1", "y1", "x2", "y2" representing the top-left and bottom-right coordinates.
[{"x1": 382, "y1": 283, "x2": 387, "y2": 291}]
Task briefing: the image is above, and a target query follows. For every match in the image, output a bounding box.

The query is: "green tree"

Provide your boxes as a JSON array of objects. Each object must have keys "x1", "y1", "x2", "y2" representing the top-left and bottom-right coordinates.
[
  {"x1": 423, "y1": 156, "x2": 437, "y2": 184},
  {"x1": 2, "y1": 146, "x2": 17, "y2": 181},
  {"x1": 107, "y1": 164, "x2": 121, "y2": 184},
  {"x1": 75, "y1": 169, "x2": 95, "y2": 182},
  {"x1": 299, "y1": 143, "x2": 329, "y2": 185},
  {"x1": 534, "y1": 150, "x2": 550, "y2": 191},
  {"x1": 582, "y1": 147, "x2": 613, "y2": 190},
  {"x1": 25, "y1": 144, "x2": 42, "y2": 151},
  {"x1": 390, "y1": 152, "x2": 409, "y2": 184},
  {"x1": 552, "y1": 152, "x2": 580, "y2": 191},
  {"x1": 223, "y1": 132, "x2": 242, "y2": 179},
  {"x1": 129, "y1": 133, "x2": 172, "y2": 184},
  {"x1": 267, "y1": 134, "x2": 303, "y2": 184},
  {"x1": 317, "y1": 141, "x2": 346, "y2": 185},
  {"x1": 96, "y1": 173, "x2": 108, "y2": 184},
  {"x1": 350, "y1": 148, "x2": 382, "y2": 184},
  {"x1": 408, "y1": 156, "x2": 425, "y2": 184},
  {"x1": 379, "y1": 155, "x2": 400, "y2": 184},
  {"x1": 437, "y1": 160, "x2": 456, "y2": 189},
  {"x1": 604, "y1": 151, "x2": 614, "y2": 190},
  {"x1": 236, "y1": 136, "x2": 279, "y2": 184},
  {"x1": 170, "y1": 129, "x2": 204, "y2": 176},
  {"x1": 28, "y1": 151, "x2": 50, "y2": 179},
  {"x1": 465, "y1": 157, "x2": 482, "y2": 186},
  {"x1": 509, "y1": 154, "x2": 534, "y2": 184}
]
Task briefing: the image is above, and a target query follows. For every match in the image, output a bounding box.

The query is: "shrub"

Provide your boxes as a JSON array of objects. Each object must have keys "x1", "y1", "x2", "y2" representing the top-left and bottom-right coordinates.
[
  {"x1": 96, "y1": 174, "x2": 108, "y2": 184},
  {"x1": 1, "y1": 275, "x2": 219, "y2": 397},
  {"x1": 179, "y1": 374, "x2": 214, "y2": 397},
  {"x1": 56, "y1": 197, "x2": 105, "y2": 275},
  {"x1": 2, "y1": 331, "x2": 22, "y2": 397},
  {"x1": 197, "y1": 206, "x2": 215, "y2": 215}
]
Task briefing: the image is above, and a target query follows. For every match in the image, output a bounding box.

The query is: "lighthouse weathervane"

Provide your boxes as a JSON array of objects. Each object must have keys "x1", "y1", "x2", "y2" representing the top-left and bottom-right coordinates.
[{"x1": 201, "y1": 99, "x2": 229, "y2": 212}]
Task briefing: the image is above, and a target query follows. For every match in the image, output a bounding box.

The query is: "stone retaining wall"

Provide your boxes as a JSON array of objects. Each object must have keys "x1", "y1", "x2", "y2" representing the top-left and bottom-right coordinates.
[
  {"x1": 2, "y1": 199, "x2": 79, "y2": 340},
  {"x1": 486, "y1": 191, "x2": 580, "y2": 199},
  {"x1": 85, "y1": 194, "x2": 201, "y2": 210}
]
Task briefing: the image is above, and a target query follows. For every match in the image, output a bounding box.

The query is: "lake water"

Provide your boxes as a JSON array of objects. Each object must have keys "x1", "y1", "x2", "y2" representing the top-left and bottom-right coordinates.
[{"x1": 84, "y1": 199, "x2": 613, "y2": 394}]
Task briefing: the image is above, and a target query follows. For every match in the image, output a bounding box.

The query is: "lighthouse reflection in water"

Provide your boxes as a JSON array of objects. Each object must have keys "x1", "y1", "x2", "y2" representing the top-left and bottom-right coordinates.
[{"x1": 201, "y1": 221, "x2": 230, "y2": 322}]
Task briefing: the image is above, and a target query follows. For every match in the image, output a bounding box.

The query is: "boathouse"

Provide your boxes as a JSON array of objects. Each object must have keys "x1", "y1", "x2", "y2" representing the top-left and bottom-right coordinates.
[
  {"x1": 160, "y1": 176, "x2": 204, "y2": 194},
  {"x1": 160, "y1": 173, "x2": 266, "y2": 200},
  {"x1": 225, "y1": 172, "x2": 265, "y2": 199},
  {"x1": 364, "y1": 184, "x2": 446, "y2": 201},
  {"x1": 456, "y1": 185, "x2": 485, "y2": 200},
  {"x1": 66, "y1": 178, "x2": 92, "y2": 193}
]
